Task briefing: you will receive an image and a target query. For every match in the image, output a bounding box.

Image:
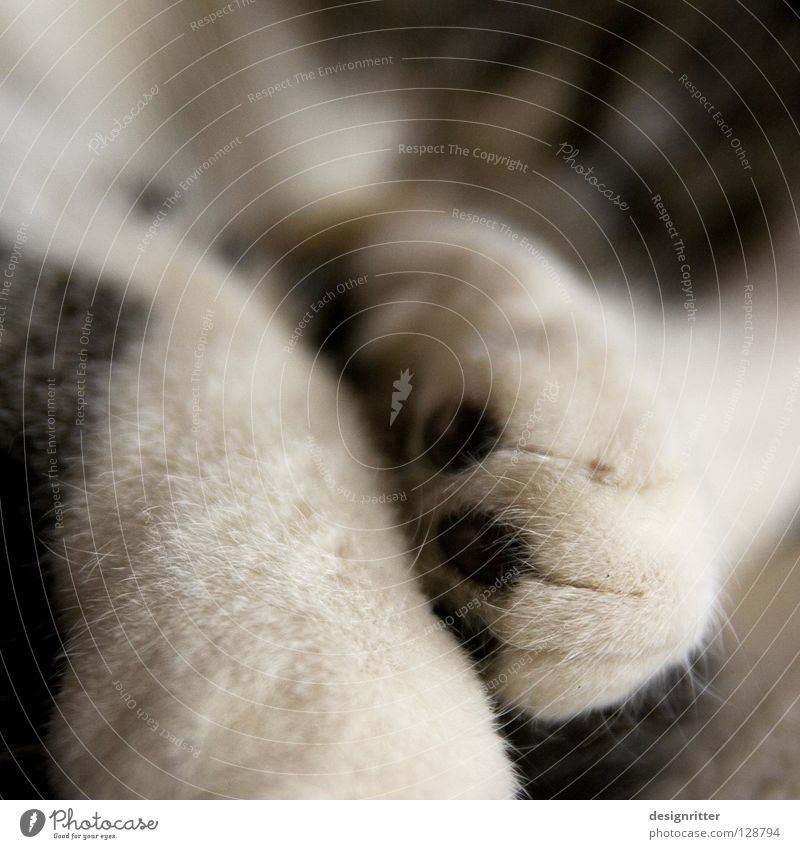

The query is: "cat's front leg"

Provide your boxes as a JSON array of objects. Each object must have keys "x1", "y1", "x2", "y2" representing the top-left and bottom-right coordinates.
[{"x1": 319, "y1": 213, "x2": 720, "y2": 720}]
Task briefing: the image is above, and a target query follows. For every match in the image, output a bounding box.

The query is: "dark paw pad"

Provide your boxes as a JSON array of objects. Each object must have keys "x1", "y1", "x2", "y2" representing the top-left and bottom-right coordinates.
[
  {"x1": 422, "y1": 401, "x2": 499, "y2": 470},
  {"x1": 435, "y1": 511, "x2": 529, "y2": 587}
]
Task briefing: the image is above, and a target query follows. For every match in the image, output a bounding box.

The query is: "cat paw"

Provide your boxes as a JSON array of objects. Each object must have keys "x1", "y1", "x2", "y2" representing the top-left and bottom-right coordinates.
[{"x1": 325, "y1": 216, "x2": 720, "y2": 719}]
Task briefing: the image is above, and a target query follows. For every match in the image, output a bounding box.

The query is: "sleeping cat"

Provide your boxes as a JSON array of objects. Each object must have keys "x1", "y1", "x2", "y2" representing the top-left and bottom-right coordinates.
[{"x1": 1, "y1": 0, "x2": 798, "y2": 798}]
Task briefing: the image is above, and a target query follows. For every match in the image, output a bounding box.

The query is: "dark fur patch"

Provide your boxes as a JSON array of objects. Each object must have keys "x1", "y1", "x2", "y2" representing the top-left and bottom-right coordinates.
[
  {"x1": 435, "y1": 511, "x2": 529, "y2": 586},
  {"x1": 504, "y1": 653, "x2": 713, "y2": 799},
  {"x1": 0, "y1": 241, "x2": 146, "y2": 798},
  {"x1": 423, "y1": 401, "x2": 500, "y2": 471},
  {"x1": 431, "y1": 597, "x2": 714, "y2": 799}
]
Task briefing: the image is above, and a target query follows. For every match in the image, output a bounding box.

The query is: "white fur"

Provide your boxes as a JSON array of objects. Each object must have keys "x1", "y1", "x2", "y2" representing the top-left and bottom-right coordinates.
[
  {"x1": 334, "y1": 208, "x2": 800, "y2": 723},
  {"x1": 6, "y1": 214, "x2": 514, "y2": 798},
  {"x1": 2, "y1": 0, "x2": 799, "y2": 797},
  {"x1": 336, "y1": 214, "x2": 718, "y2": 718},
  {"x1": 0, "y1": 47, "x2": 515, "y2": 792}
]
